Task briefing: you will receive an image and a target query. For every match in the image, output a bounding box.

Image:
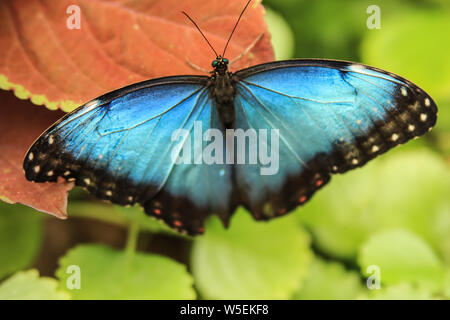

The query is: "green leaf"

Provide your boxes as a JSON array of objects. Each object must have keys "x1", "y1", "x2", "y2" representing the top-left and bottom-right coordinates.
[
  {"x1": 56, "y1": 244, "x2": 195, "y2": 299},
  {"x1": 293, "y1": 257, "x2": 364, "y2": 300},
  {"x1": 298, "y1": 149, "x2": 450, "y2": 260},
  {"x1": 443, "y1": 269, "x2": 450, "y2": 299},
  {"x1": 361, "y1": 9, "x2": 450, "y2": 102},
  {"x1": 265, "y1": 8, "x2": 295, "y2": 60},
  {"x1": 191, "y1": 209, "x2": 312, "y2": 299},
  {"x1": 431, "y1": 203, "x2": 450, "y2": 265},
  {"x1": 358, "y1": 229, "x2": 445, "y2": 291},
  {"x1": 0, "y1": 269, "x2": 70, "y2": 300},
  {"x1": 0, "y1": 202, "x2": 43, "y2": 279},
  {"x1": 361, "y1": 283, "x2": 435, "y2": 300},
  {"x1": 265, "y1": 0, "x2": 369, "y2": 60}
]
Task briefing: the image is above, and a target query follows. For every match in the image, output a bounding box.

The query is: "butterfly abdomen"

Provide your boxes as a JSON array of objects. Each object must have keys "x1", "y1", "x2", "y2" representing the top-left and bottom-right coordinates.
[{"x1": 211, "y1": 72, "x2": 236, "y2": 127}]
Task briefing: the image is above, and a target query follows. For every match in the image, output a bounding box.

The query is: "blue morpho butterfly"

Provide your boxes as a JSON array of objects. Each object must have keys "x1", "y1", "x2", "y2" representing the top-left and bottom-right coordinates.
[{"x1": 23, "y1": 1, "x2": 437, "y2": 235}]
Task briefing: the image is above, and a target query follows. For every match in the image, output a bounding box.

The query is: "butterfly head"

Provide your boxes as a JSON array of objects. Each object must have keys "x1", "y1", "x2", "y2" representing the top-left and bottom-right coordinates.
[{"x1": 212, "y1": 57, "x2": 229, "y2": 74}]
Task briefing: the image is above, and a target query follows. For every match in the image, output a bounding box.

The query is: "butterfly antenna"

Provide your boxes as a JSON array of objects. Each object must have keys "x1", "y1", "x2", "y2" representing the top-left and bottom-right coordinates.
[
  {"x1": 182, "y1": 11, "x2": 219, "y2": 58},
  {"x1": 222, "y1": 0, "x2": 252, "y2": 57}
]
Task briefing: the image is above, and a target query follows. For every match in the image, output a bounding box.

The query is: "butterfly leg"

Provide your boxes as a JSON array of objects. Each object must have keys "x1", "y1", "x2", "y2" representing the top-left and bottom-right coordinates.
[
  {"x1": 229, "y1": 33, "x2": 264, "y2": 67},
  {"x1": 186, "y1": 60, "x2": 210, "y2": 74}
]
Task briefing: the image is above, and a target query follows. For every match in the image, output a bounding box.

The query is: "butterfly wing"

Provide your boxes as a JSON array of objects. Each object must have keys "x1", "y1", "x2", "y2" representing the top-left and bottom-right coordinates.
[
  {"x1": 233, "y1": 59, "x2": 437, "y2": 219},
  {"x1": 23, "y1": 76, "x2": 234, "y2": 235}
]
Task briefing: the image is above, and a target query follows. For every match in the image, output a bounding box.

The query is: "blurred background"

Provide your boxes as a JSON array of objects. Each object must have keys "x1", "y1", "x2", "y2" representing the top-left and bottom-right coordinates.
[{"x1": 1, "y1": 0, "x2": 449, "y2": 299}]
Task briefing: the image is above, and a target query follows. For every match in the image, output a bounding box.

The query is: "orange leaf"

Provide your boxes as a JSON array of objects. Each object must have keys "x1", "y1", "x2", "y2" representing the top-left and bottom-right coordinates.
[
  {"x1": 0, "y1": 0, "x2": 274, "y2": 111},
  {"x1": 0, "y1": 90, "x2": 73, "y2": 217}
]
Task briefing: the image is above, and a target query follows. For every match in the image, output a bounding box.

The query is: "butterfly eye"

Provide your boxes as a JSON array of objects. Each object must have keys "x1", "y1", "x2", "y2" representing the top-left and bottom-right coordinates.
[
  {"x1": 212, "y1": 60, "x2": 218, "y2": 68},
  {"x1": 223, "y1": 58, "x2": 229, "y2": 64}
]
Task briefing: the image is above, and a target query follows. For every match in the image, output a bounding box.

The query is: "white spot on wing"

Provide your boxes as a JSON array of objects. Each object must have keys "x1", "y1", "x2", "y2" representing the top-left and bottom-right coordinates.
[
  {"x1": 391, "y1": 133, "x2": 399, "y2": 141},
  {"x1": 348, "y1": 64, "x2": 366, "y2": 72},
  {"x1": 401, "y1": 87, "x2": 408, "y2": 96},
  {"x1": 420, "y1": 113, "x2": 428, "y2": 122},
  {"x1": 424, "y1": 98, "x2": 431, "y2": 107}
]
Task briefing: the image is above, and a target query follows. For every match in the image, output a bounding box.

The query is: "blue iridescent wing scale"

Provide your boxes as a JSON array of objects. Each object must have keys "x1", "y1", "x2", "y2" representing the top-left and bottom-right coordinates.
[
  {"x1": 23, "y1": 76, "x2": 235, "y2": 235},
  {"x1": 233, "y1": 59, "x2": 437, "y2": 219}
]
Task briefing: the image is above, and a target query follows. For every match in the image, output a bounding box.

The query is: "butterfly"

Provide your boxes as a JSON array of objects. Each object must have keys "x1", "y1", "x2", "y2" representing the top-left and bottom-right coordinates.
[{"x1": 23, "y1": 1, "x2": 437, "y2": 235}]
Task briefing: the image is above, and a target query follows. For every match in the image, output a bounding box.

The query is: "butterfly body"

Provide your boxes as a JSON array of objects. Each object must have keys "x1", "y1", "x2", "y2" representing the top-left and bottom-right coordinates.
[
  {"x1": 23, "y1": 58, "x2": 437, "y2": 235},
  {"x1": 209, "y1": 57, "x2": 236, "y2": 127}
]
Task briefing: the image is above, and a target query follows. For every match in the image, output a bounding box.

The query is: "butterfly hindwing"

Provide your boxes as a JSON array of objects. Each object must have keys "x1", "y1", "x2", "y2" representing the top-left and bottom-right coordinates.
[
  {"x1": 23, "y1": 76, "x2": 234, "y2": 234},
  {"x1": 233, "y1": 59, "x2": 437, "y2": 219}
]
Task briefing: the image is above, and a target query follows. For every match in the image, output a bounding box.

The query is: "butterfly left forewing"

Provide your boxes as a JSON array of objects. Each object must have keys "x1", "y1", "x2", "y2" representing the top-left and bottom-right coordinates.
[{"x1": 23, "y1": 76, "x2": 234, "y2": 235}]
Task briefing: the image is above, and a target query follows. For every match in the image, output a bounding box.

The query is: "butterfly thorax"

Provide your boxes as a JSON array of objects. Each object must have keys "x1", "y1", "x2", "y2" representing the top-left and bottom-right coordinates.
[{"x1": 210, "y1": 57, "x2": 236, "y2": 128}]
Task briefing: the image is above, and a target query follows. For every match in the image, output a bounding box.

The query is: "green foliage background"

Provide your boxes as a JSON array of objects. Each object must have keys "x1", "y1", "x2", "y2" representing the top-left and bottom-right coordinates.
[{"x1": 0, "y1": 0, "x2": 449, "y2": 300}]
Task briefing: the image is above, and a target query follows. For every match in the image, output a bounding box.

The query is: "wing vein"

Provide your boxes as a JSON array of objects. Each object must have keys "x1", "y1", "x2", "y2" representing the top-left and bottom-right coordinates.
[{"x1": 237, "y1": 83, "x2": 309, "y2": 168}]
